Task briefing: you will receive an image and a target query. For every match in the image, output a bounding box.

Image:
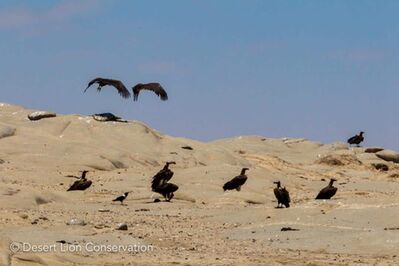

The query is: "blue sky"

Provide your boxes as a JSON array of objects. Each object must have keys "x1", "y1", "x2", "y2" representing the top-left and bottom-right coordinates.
[{"x1": 1, "y1": 1, "x2": 399, "y2": 149}]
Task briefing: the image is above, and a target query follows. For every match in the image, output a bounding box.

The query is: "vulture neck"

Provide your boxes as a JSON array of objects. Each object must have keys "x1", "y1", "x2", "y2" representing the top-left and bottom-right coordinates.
[{"x1": 81, "y1": 171, "x2": 87, "y2": 179}]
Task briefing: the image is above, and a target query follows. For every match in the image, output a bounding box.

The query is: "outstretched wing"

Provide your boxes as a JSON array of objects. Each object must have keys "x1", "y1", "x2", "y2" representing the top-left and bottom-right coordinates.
[
  {"x1": 107, "y1": 79, "x2": 131, "y2": 98},
  {"x1": 84, "y1": 78, "x2": 131, "y2": 99},
  {"x1": 132, "y1": 83, "x2": 168, "y2": 101}
]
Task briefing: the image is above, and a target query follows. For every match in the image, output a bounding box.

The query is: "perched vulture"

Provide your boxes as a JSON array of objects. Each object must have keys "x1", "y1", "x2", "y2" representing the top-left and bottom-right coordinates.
[
  {"x1": 315, "y1": 178, "x2": 338, "y2": 199},
  {"x1": 347, "y1": 131, "x2": 364, "y2": 147},
  {"x1": 113, "y1": 192, "x2": 129, "y2": 205},
  {"x1": 84, "y1": 78, "x2": 131, "y2": 99},
  {"x1": 92, "y1": 113, "x2": 127, "y2": 123},
  {"x1": 151, "y1": 162, "x2": 176, "y2": 190},
  {"x1": 151, "y1": 162, "x2": 178, "y2": 202},
  {"x1": 223, "y1": 168, "x2": 249, "y2": 191},
  {"x1": 273, "y1": 181, "x2": 290, "y2": 208},
  {"x1": 67, "y1": 171, "x2": 92, "y2": 191},
  {"x1": 132, "y1": 83, "x2": 168, "y2": 101}
]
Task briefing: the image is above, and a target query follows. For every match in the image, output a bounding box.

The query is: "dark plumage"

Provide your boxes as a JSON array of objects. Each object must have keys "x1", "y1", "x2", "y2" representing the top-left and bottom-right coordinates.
[
  {"x1": 273, "y1": 181, "x2": 290, "y2": 208},
  {"x1": 113, "y1": 192, "x2": 129, "y2": 205},
  {"x1": 84, "y1": 78, "x2": 131, "y2": 99},
  {"x1": 67, "y1": 171, "x2": 92, "y2": 191},
  {"x1": 153, "y1": 183, "x2": 179, "y2": 202},
  {"x1": 223, "y1": 168, "x2": 249, "y2": 191},
  {"x1": 132, "y1": 83, "x2": 168, "y2": 101},
  {"x1": 151, "y1": 162, "x2": 176, "y2": 190},
  {"x1": 316, "y1": 178, "x2": 338, "y2": 199},
  {"x1": 347, "y1": 131, "x2": 364, "y2": 147},
  {"x1": 151, "y1": 162, "x2": 178, "y2": 201},
  {"x1": 92, "y1": 113, "x2": 127, "y2": 122}
]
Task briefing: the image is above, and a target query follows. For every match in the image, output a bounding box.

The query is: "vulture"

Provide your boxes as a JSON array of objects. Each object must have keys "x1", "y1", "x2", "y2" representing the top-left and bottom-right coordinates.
[
  {"x1": 113, "y1": 192, "x2": 129, "y2": 205},
  {"x1": 132, "y1": 83, "x2": 168, "y2": 101},
  {"x1": 84, "y1": 78, "x2": 131, "y2": 99},
  {"x1": 151, "y1": 162, "x2": 176, "y2": 190},
  {"x1": 67, "y1": 170, "x2": 92, "y2": 191},
  {"x1": 151, "y1": 162, "x2": 178, "y2": 202},
  {"x1": 273, "y1": 181, "x2": 290, "y2": 208},
  {"x1": 153, "y1": 183, "x2": 179, "y2": 202},
  {"x1": 347, "y1": 131, "x2": 364, "y2": 147},
  {"x1": 92, "y1": 113, "x2": 127, "y2": 123},
  {"x1": 315, "y1": 178, "x2": 338, "y2": 199},
  {"x1": 223, "y1": 168, "x2": 249, "y2": 191}
]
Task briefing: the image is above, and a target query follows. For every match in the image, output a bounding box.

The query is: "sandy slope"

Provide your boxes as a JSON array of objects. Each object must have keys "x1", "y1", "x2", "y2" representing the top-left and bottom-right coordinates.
[{"x1": 0, "y1": 103, "x2": 398, "y2": 265}]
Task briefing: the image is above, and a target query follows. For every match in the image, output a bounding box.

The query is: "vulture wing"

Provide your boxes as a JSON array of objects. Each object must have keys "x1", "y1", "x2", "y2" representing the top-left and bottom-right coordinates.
[
  {"x1": 151, "y1": 169, "x2": 174, "y2": 190},
  {"x1": 281, "y1": 187, "x2": 290, "y2": 207},
  {"x1": 316, "y1": 186, "x2": 337, "y2": 199},
  {"x1": 132, "y1": 83, "x2": 168, "y2": 101},
  {"x1": 85, "y1": 78, "x2": 131, "y2": 99}
]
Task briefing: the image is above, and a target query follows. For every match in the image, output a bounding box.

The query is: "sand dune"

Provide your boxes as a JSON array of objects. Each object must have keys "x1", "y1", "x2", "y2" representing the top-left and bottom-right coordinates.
[{"x1": 0, "y1": 103, "x2": 398, "y2": 265}]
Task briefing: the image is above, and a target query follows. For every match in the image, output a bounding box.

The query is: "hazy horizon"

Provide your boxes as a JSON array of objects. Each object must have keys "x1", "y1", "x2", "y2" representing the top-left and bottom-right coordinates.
[{"x1": 1, "y1": 1, "x2": 399, "y2": 150}]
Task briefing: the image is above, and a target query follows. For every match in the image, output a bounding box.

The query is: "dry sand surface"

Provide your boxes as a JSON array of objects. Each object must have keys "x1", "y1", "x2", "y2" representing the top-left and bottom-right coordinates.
[{"x1": 0, "y1": 103, "x2": 398, "y2": 265}]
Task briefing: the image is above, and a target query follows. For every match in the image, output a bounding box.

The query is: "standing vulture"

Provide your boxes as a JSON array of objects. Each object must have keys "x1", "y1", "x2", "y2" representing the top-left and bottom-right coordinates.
[
  {"x1": 347, "y1": 131, "x2": 364, "y2": 147},
  {"x1": 151, "y1": 162, "x2": 176, "y2": 189},
  {"x1": 273, "y1": 181, "x2": 290, "y2": 208},
  {"x1": 223, "y1": 168, "x2": 249, "y2": 191},
  {"x1": 132, "y1": 83, "x2": 168, "y2": 101},
  {"x1": 67, "y1": 170, "x2": 92, "y2": 191},
  {"x1": 151, "y1": 162, "x2": 178, "y2": 201},
  {"x1": 84, "y1": 78, "x2": 131, "y2": 99},
  {"x1": 315, "y1": 178, "x2": 338, "y2": 199}
]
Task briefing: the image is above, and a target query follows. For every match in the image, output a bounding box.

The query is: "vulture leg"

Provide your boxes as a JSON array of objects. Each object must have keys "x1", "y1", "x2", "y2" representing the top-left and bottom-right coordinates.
[
  {"x1": 169, "y1": 193, "x2": 175, "y2": 201},
  {"x1": 236, "y1": 186, "x2": 241, "y2": 191}
]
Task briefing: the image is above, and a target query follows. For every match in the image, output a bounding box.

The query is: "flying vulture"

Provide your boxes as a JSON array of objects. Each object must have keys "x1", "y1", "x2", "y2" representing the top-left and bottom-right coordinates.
[
  {"x1": 84, "y1": 78, "x2": 131, "y2": 99},
  {"x1": 223, "y1": 168, "x2": 249, "y2": 191},
  {"x1": 315, "y1": 178, "x2": 338, "y2": 199},
  {"x1": 347, "y1": 131, "x2": 364, "y2": 147},
  {"x1": 113, "y1": 192, "x2": 129, "y2": 205},
  {"x1": 151, "y1": 162, "x2": 178, "y2": 201},
  {"x1": 67, "y1": 170, "x2": 92, "y2": 191},
  {"x1": 132, "y1": 83, "x2": 168, "y2": 101},
  {"x1": 273, "y1": 181, "x2": 290, "y2": 208}
]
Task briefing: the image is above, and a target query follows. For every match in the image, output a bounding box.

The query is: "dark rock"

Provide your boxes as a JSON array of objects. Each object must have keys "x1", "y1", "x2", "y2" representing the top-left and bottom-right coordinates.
[
  {"x1": 281, "y1": 227, "x2": 300, "y2": 231},
  {"x1": 116, "y1": 223, "x2": 128, "y2": 231},
  {"x1": 372, "y1": 163, "x2": 389, "y2": 171},
  {"x1": 181, "y1": 146, "x2": 193, "y2": 150}
]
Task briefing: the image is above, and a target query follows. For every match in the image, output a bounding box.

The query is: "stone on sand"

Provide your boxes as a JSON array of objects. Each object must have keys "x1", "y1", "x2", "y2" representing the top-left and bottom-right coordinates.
[
  {"x1": 0, "y1": 123, "x2": 16, "y2": 139},
  {"x1": 28, "y1": 111, "x2": 56, "y2": 121},
  {"x1": 376, "y1": 150, "x2": 399, "y2": 163},
  {"x1": 116, "y1": 223, "x2": 128, "y2": 231}
]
